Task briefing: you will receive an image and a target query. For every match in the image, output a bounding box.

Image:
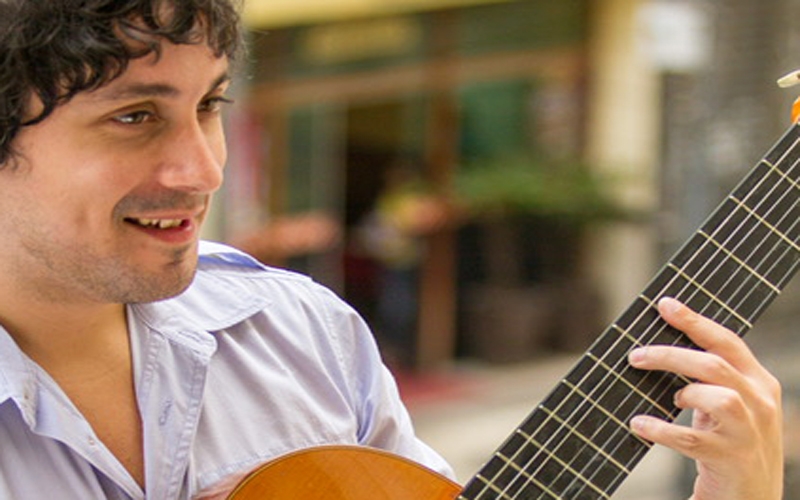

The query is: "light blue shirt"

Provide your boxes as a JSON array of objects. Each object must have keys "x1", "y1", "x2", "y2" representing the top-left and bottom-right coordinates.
[{"x1": 0, "y1": 241, "x2": 453, "y2": 499}]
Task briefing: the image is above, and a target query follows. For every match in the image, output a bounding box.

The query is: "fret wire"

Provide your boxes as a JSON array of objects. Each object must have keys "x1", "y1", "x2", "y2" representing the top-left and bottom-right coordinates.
[
  {"x1": 666, "y1": 262, "x2": 753, "y2": 329},
  {"x1": 601, "y1": 139, "x2": 800, "y2": 466},
  {"x1": 748, "y1": 174, "x2": 800, "y2": 293},
  {"x1": 624, "y1": 142, "x2": 800, "y2": 413},
  {"x1": 704, "y1": 208, "x2": 800, "y2": 324},
  {"x1": 610, "y1": 323, "x2": 693, "y2": 386},
  {"x1": 608, "y1": 141, "x2": 797, "y2": 460},
  {"x1": 482, "y1": 368, "x2": 654, "y2": 498},
  {"x1": 600, "y1": 130, "x2": 800, "y2": 494},
  {"x1": 585, "y1": 352, "x2": 676, "y2": 418},
  {"x1": 527, "y1": 380, "x2": 652, "y2": 497},
  {"x1": 758, "y1": 229, "x2": 800, "y2": 294},
  {"x1": 580, "y1": 150, "x2": 800, "y2": 493},
  {"x1": 599, "y1": 129, "x2": 800, "y2": 496},
  {"x1": 472, "y1": 474, "x2": 518, "y2": 499},
  {"x1": 494, "y1": 437, "x2": 612, "y2": 499},
  {"x1": 692, "y1": 155, "x2": 800, "y2": 328},
  {"x1": 633, "y1": 147, "x2": 800, "y2": 340},
  {"x1": 585, "y1": 130, "x2": 800, "y2": 492},
  {"x1": 534, "y1": 407, "x2": 632, "y2": 474},
  {"x1": 508, "y1": 398, "x2": 644, "y2": 490},
  {"x1": 468, "y1": 471, "x2": 558, "y2": 500},
  {"x1": 707, "y1": 201, "x2": 791, "y2": 280},
  {"x1": 463, "y1": 126, "x2": 800, "y2": 500},
  {"x1": 730, "y1": 195, "x2": 800, "y2": 252},
  {"x1": 681, "y1": 227, "x2": 782, "y2": 317},
  {"x1": 738, "y1": 158, "x2": 800, "y2": 229},
  {"x1": 697, "y1": 230, "x2": 781, "y2": 294},
  {"x1": 581, "y1": 130, "x2": 800, "y2": 495},
  {"x1": 763, "y1": 156, "x2": 800, "y2": 191},
  {"x1": 596, "y1": 175, "x2": 800, "y2": 488},
  {"x1": 764, "y1": 126, "x2": 800, "y2": 167},
  {"x1": 493, "y1": 304, "x2": 685, "y2": 496},
  {"x1": 676, "y1": 172, "x2": 800, "y2": 322}
]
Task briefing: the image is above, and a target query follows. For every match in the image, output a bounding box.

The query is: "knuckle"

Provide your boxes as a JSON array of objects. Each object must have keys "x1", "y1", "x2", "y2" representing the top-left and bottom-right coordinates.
[
  {"x1": 764, "y1": 373, "x2": 783, "y2": 400},
  {"x1": 752, "y1": 389, "x2": 781, "y2": 420},
  {"x1": 675, "y1": 428, "x2": 704, "y2": 453},
  {"x1": 714, "y1": 391, "x2": 746, "y2": 417},
  {"x1": 696, "y1": 355, "x2": 731, "y2": 381}
]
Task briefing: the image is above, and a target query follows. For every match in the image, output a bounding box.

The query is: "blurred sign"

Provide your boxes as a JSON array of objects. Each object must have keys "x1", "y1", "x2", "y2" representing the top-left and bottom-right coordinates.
[
  {"x1": 637, "y1": 2, "x2": 712, "y2": 73},
  {"x1": 243, "y1": 0, "x2": 509, "y2": 28},
  {"x1": 300, "y1": 18, "x2": 422, "y2": 65}
]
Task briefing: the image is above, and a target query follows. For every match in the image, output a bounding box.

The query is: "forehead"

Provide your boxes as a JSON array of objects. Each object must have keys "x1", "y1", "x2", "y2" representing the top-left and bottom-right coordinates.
[{"x1": 85, "y1": 42, "x2": 231, "y2": 101}]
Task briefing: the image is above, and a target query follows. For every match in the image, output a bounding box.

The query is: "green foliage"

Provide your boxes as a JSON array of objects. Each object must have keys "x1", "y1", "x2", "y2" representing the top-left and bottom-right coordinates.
[{"x1": 455, "y1": 153, "x2": 623, "y2": 223}]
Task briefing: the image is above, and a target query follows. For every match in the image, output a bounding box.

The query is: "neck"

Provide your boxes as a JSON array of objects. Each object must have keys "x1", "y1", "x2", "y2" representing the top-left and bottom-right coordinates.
[
  {"x1": 0, "y1": 270, "x2": 145, "y2": 488},
  {"x1": 0, "y1": 289, "x2": 128, "y2": 369}
]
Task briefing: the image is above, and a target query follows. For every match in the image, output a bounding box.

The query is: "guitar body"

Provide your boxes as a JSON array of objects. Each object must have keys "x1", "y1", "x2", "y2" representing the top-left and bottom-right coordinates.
[{"x1": 226, "y1": 446, "x2": 462, "y2": 499}]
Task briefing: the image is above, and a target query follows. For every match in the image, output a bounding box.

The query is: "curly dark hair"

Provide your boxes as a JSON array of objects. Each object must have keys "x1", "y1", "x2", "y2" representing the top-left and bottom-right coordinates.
[{"x1": 0, "y1": 0, "x2": 244, "y2": 166}]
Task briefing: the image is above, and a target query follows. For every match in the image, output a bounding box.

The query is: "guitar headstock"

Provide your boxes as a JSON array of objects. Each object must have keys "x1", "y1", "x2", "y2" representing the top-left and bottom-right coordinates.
[{"x1": 777, "y1": 70, "x2": 800, "y2": 123}]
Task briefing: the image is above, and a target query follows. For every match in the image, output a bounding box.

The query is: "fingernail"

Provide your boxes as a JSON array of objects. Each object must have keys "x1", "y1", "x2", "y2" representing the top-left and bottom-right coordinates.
[
  {"x1": 658, "y1": 297, "x2": 681, "y2": 314},
  {"x1": 628, "y1": 347, "x2": 646, "y2": 365},
  {"x1": 630, "y1": 415, "x2": 647, "y2": 432},
  {"x1": 673, "y1": 388, "x2": 683, "y2": 407}
]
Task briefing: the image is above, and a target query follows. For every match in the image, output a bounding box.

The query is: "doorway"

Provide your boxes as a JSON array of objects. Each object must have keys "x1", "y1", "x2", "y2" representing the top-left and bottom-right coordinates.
[{"x1": 343, "y1": 98, "x2": 427, "y2": 368}]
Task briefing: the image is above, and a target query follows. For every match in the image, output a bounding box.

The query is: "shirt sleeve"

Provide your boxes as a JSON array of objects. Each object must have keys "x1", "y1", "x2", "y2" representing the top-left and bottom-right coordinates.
[{"x1": 310, "y1": 284, "x2": 456, "y2": 481}]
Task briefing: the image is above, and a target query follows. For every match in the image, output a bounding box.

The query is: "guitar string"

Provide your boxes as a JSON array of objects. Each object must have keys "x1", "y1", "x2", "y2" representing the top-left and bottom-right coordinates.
[
  {"x1": 468, "y1": 139, "x2": 800, "y2": 498},
  {"x1": 555, "y1": 132, "x2": 800, "y2": 499},
  {"x1": 560, "y1": 132, "x2": 800, "y2": 498},
  {"x1": 575, "y1": 152, "x2": 800, "y2": 497},
  {"x1": 563, "y1": 133, "x2": 800, "y2": 498},
  {"x1": 468, "y1": 128, "x2": 800, "y2": 500},
  {"x1": 472, "y1": 128, "x2": 800, "y2": 496}
]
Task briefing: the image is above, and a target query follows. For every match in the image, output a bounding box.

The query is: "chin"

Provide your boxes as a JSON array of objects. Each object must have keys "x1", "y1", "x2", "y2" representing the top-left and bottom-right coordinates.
[{"x1": 124, "y1": 257, "x2": 199, "y2": 304}]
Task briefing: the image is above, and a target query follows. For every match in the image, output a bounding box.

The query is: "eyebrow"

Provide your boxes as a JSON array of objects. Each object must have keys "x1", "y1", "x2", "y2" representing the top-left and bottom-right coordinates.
[{"x1": 94, "y1": 71, "x2": 232, "y2": 102}]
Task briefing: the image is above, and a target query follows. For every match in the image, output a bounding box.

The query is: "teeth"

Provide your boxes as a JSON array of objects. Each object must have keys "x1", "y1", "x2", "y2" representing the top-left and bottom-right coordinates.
[{"x1": 134, "y1": 218, "x2": 183, "y2": 229}]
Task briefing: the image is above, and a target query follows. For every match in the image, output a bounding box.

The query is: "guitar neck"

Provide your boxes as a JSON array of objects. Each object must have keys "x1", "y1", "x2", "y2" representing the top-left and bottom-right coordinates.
[{"x1": 459, "y1": 123, "x2": 800, "y2": 500}]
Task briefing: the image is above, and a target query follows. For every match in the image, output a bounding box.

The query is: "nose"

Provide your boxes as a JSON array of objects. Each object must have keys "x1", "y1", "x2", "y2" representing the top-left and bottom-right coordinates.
[{"x1": 157, "y1": 121, "x2": 225, "y2": 194}]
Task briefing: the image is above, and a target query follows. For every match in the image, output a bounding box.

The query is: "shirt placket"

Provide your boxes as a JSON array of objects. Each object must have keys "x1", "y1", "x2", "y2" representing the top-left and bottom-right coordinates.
[{"x1": 136, "y1": 327, "x2": 216, "y2": 500}]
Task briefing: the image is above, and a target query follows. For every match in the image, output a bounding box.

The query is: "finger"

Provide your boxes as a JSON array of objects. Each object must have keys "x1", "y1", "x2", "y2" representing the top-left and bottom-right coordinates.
[
  {"x1": 656, "y1": 297, "x2": 757, "y2": 372},
  {"x1": 629, "y1": 414, "x2": 728, "y2": 462},
  {"x1": 629, "y1": 343, "x2": 782, "y2": 436},
  {"x1": 673, "y1": 383, "x2": 751, "y2": 433},
  {"x1": 628, "y1": 343, "x2": 747, "y2": 392}
]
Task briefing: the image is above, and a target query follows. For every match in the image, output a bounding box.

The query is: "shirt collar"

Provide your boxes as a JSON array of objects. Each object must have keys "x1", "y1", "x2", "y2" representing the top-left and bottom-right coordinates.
[
  {"x1": 1, "y1": 241, "x2": 270, "y2": 408},
  {"x1": 132, "y1": 240, "x2": 272, "y2": 335},
  {"x1": 0, "y1": 325, "x2": 38, "y2": 424}
]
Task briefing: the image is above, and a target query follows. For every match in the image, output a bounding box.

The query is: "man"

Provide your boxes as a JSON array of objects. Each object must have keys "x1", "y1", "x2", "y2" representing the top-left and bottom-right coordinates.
[{"x1": 0, "y1": 0, "x2": 783, "y2": 499}]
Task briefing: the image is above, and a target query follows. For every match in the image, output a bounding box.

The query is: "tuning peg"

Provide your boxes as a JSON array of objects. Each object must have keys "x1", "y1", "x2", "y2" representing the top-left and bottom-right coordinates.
[{"x1": 777, "y1": 69, "x2": 800, "y2": 88}]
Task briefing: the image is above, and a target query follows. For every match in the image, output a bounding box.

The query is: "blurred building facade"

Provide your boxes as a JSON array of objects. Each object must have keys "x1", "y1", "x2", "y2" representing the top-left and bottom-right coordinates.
[{"x1": 208, "y1": 0, "x2": 800, "y2": 370}]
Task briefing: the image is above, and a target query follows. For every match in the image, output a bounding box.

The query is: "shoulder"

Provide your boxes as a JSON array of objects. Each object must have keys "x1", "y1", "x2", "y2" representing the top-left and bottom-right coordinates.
[{"x1": 196, "y1": 240, "x2": 311, "y2": 284}]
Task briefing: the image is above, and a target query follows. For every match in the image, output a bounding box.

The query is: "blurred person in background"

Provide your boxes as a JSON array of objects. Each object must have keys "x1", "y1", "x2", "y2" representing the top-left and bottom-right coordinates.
[{"x1": 355, "y1": 158, "x2": 452, "y2": 369}]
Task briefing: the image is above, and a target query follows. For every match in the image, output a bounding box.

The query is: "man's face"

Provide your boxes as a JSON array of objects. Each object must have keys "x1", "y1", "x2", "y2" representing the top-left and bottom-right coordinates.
[{"x1": 0, "y1": 41, "x2": 231, "y2": 305}]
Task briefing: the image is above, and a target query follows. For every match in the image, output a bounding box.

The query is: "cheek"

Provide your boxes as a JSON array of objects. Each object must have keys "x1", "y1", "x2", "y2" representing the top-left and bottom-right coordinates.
[{"x1": 27, "y1": 162, "x2": 133, "y2": 231}]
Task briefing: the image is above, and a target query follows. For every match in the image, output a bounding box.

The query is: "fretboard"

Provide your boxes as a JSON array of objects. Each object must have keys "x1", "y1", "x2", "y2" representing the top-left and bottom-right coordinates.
[{"x1": 459, "y1": 122, "x2": 800, "y2": 500}]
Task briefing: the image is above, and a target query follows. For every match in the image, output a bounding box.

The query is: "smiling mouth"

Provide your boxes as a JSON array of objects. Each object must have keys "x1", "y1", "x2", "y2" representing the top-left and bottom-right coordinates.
[{"x1": 125, "y1": 217, "x2": 188, "y2": 229}]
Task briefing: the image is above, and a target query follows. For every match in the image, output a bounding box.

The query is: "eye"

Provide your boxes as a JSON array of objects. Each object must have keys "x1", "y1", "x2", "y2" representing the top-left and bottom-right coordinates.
[
  {"x1": 199, "y1": 96, "x2": 235, "y2": 114},
  {"x1": 113, "y1": 110, "x2": 156, "y2": 125}
]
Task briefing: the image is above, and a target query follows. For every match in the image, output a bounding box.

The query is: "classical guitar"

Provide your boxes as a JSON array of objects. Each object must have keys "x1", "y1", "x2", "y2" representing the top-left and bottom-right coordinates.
[{"x1": 226, "y1": 104, "x2": 800, "y2": 499}]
